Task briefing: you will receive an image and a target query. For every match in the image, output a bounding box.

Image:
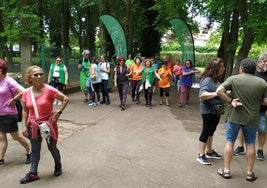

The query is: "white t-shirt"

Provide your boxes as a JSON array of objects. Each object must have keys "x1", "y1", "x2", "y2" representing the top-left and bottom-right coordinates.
[
  {"x1": 52, "y1": 64, "x2": 67, "y2": 78},
  {"x1": 100, "y1": 62, "x2": 110, "y2": 80}
]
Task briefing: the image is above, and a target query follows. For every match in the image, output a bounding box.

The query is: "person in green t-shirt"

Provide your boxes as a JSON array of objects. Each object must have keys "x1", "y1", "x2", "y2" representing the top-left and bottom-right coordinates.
[
  {"x1": 125, "y1": 54, "x2": 134, "y2": 68},
  {"x1": 78, "y1": 50, "x2": 91, "y2": 103},
  {"x1": 216, "y1": 58, "x2": 267, "y2": 181}
]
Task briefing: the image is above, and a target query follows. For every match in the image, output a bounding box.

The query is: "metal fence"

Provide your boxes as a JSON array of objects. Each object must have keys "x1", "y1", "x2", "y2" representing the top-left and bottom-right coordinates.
[{"x1": 7, "y1": 47, "x2": 115, "y2": 90}]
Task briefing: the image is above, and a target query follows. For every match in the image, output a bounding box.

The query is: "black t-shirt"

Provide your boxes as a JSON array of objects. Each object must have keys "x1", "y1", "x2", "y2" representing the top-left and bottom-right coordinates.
[{"x1": 254, "y1": 70, "x2": 267, "y2": 112}]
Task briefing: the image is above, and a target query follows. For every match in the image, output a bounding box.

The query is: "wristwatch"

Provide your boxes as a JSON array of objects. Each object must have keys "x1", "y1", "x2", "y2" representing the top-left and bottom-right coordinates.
[{"x1": 57, "y1": 109, "x2": 62, "y2": 114}]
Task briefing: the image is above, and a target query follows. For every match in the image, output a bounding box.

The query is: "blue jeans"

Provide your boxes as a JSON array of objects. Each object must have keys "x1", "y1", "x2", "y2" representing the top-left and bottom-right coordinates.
[
  {"x1": 226, "y1": 121, "x2": 257, "y2": 144},
  {"x1": 258, "y1": 112, "x2": 267, "y2": 132},
  {"x1": 101, "y1": 79, "x2": 110, "y2": 103}
]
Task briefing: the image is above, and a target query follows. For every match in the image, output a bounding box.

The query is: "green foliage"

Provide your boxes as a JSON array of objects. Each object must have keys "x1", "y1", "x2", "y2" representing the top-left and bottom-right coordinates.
[{"x1": 161, "y1": 51, "x2": 216, "y2": 67}]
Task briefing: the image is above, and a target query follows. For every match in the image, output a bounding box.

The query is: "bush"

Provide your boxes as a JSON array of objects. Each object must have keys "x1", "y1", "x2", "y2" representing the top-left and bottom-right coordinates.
[{"x1": 161, "y1": 51, "x2": 216, "y2": 67}]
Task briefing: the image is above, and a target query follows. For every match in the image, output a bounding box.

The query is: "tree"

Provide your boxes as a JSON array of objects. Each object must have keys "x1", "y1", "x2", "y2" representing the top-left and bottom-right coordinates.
[
  {"x1": 19, "y1": 0, "x2": 40, "y2": 71},
  {"x1": 195, "y1": 0, "x2": 267, "y2": 78}
]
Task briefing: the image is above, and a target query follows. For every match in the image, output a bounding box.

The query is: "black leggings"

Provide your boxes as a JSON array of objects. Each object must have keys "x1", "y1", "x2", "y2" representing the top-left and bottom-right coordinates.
[
  {"x1": 159, "y1": 88, "x2": 170, "y2": 97},
  {"x1": 143, "y1": 82, "x2": 153, "y2": 105},
  {"x1": 199, "y1": 114, "x2": 220, "y2": 143}
]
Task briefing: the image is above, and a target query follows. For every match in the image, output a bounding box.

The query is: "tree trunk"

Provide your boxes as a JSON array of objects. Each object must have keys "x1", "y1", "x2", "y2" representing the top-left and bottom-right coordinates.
[
  {"x1": 233, "y1": 0, "x2": 255, "y2": 74},
  {"x1": 61, "y1": 0, "x2": 70, "y2": 62},
  {"x1": 125, "y1": 0, "x2": 133, "y2": 55},
  {"x1": 0, "y1": 9, "x2": 12, "y2": 63},
  {"x1": 218, "y1": 8, "x2": 239, "y2": 79},
  {"x1": 84, "y1": 6, "x2": 96, "y2": 55},
  {"x1": 20, "y1": 0, "x2": 32, "y2": 74}
]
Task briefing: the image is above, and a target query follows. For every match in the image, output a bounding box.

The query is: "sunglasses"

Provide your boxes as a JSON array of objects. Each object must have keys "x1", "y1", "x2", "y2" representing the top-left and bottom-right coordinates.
[{"x1": 33, "y1": 73, "x2": 44, "y2": 77}]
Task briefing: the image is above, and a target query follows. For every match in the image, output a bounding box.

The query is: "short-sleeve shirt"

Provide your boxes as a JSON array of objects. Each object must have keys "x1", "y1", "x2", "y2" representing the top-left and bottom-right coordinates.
[
  {"x1": 222, "y1": 73, "x2": 267, "y2": 126},
  {"x1": 157, "y1": 67, "x2": 172, "y2": 88},
  {"x1": 130, "y1": 64, "x2": 143, "y2": 81},
  {"x1": 100, "y1": 61, "x2": 110, "y2": 80},
  {"x1": 254, "y1": 70, "x2": 267, "y2": 113},
  {"x1": 180, "y1": 66, "x2": 198, "y2": 87},
  {"x1": 0, "y1": 76, "x2": 24, "y2": 115},
  {"x1": 199, "y1": 77, "x2": 223, "y2": 114},
  {"x1": 22, "y1": 84, "x2": 58, "y2": 120}
]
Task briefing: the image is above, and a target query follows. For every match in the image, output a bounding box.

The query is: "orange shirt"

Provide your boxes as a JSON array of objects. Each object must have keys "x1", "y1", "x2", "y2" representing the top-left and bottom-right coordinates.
[
  {"x1": 130, "y1": 64, "x2": 143, "y2": 81},
  {"x1": 157, "y1": 67, "x2": 172, "y2": 88}
]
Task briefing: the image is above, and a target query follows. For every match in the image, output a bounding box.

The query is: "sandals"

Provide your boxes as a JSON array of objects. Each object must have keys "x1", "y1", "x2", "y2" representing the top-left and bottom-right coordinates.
[
  {"x1": 217, "y1": 168, "x2": 231, "y2": 179},
  {"x1": 246, "y1": 172, "x2": 257, "y2": 182},
  {"x1": 218, "y1": 169, "x2": 257, "y2": 181}
]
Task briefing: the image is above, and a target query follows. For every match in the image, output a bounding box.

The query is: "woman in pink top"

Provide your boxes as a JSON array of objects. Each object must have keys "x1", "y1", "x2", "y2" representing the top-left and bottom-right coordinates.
[
  {"x1": 173, "y1": 60, "x2": 182, "y2": 92},
  {"x1": 0, "y1": 59, "x2": 31, "y2": 166},
  {"x1": 20, "y1": 66, "x2": 69, "y2": 184}
]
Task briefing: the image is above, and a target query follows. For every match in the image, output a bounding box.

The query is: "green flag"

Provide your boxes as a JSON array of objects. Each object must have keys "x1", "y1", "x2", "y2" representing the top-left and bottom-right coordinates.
[
  {"x1": 169, "y1": 18, "x2": 195, "y2": 66},
  {"x1": 100, "y1": 15, "x2": 127, "y2": 59}
]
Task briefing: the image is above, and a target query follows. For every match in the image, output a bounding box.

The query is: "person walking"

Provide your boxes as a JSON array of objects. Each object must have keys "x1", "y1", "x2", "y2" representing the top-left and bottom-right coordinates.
[
  {"x1": 78, "y1": 50, "x2": 91, "y2": 103},
  {"x1": 141, "y1": 58, "x2": 160, "y2": 109},
  {"x1": 0, "y1": 59, "x2": 31, "y2": 166},
  {"x1": 88, "y1": 57, "x2": 102, "y2": 107},
  {"x1": 100, "y1": 54, "x2": 111, "y2": 105},
  {"x1": 197, "y1": 58, "x2": 225, "y2": 165},
  {"x1": 48, "y1": 56, "x2": 68, "y2": 105},
  {"x1": 20, "y1": 65, "x2": 69, "y2": 184},
  {"x1": 114, "y1": 56, "x2": 131, "y2": 111},
  {"x1": 179, "y1": 59, "x2": 200, "y2": 107},
  {"x1": 233, "y1": 53, "x2": 267, "y2": 161},
  {"x1": 157, "y1": 60, "x2": 172, "y2": 106},
  {"x1": 216, "y1": 58, "x2": 267, "y2": 181},
  {"x1": 173, "y1": 59, "x2": 182, "y2": 92},
  {"x1": 129, "y1": 57, "x2": 143, "y2": 104}
]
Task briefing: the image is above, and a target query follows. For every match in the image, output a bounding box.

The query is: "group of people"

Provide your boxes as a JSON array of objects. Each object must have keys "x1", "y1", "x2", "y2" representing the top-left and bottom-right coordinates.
[
  {"x1": 197, "y1": 53, "x2": 267, "y2": 182},
  {"x1": 2, "y1": 51, "x2": 266, "y2": 184},
  {"x1": 0, "y1": 59, "x2": 69, "y2": 184},
  {"x1": 77, "y1": 51, "x2": 201, "y2": 111},
  {"x1": 78, "y1": 50, "x2": 111, "y2": 107}
]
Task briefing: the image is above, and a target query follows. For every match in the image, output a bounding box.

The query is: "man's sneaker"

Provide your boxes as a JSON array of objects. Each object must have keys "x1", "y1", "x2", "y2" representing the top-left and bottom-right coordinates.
[
  {"x1": 206, "y1": 150, "x2": 222, "y2": 159},
  {"x1": 0, "y1": 159, "x2": 5, "y2": 166},
  {"x1": 96, "y1": 102, "x2": 101, "y2": 106},
  {"x1": 233, "y1": 146, "x2": 245, "y2": 156},
  {"x1": 20, "y1": 172, "x2": 40, "y2": 184},
  {"x1": 88, "y1": 102, "x2": 96, "y2": 107},
  {"x1": 257, "y1": 149, "x2": 265, "y2": 161},
  {"x1": 54, "y1": 164, "x2": 62, "y2": 176},
  {"x1": 25, "y1": 153, "x2": 31, "y2": 164},
  {"x1": 197, "y1": 154, "x2": 211, "y2": 165}
]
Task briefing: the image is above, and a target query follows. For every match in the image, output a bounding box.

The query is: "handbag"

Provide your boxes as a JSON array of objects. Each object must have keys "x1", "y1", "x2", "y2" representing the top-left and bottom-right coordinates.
[
  {"x1": 30, "y1": 87, "x2": 51, "y2": 142},
  {"x1": 211, "y1": 104, "x2": 225, "y2": 116},
  {"x1": 15, "y1": 100, "x2": 23, "y2": 122},
  {"x1": 7, "y1": 83, "x2": 22, "y2": 122}
]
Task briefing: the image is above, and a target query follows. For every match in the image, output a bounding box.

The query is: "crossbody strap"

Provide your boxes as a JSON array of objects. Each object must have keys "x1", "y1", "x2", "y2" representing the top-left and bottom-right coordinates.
[{"x1": 30, "y1": 87, "x2": 39, "y2": 119}]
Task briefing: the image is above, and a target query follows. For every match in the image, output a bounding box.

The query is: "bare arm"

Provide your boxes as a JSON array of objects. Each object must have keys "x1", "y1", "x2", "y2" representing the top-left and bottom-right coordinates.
[
  {"x1": 261, "y1": 97, "x2": 267, "y2": 106},
  {"x1": 216, "y1": 85, "x2": 242, "y2": 108},
  {"x1": 199, "y1": 92, "x2": 217, "y2": 100}
]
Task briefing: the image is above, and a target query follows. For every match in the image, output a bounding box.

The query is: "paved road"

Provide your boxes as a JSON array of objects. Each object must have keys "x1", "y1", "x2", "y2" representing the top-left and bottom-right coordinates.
[{"x1": 1, "y1": 88, "x2": 267, "y2": 188}]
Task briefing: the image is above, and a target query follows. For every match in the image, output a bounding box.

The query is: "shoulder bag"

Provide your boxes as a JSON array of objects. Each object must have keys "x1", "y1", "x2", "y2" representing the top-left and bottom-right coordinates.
[{"x1": 30, "y1": 87, "x2": 51, "y2": 142}]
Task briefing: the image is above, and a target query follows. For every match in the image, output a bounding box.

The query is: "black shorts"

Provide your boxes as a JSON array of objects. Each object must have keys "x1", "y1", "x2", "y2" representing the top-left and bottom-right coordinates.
[{"x1": 0, "y1": 115, "x2": 19, "y2": 133}]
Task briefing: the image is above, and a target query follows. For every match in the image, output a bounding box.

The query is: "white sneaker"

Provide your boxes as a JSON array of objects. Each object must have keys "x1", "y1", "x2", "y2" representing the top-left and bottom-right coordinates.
[
  {"x1": 96, "y1": 102, "x2": 100, "y2": 106},
  {"x1": 53, "y1": 100, "x2": 58, "y2": 105},
  {"x1": 88, "y1": 103, "x2": 96, "y2": 107},
  {"x1": 57, "y1": 101, "x2": 62, "y2": 106}
]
